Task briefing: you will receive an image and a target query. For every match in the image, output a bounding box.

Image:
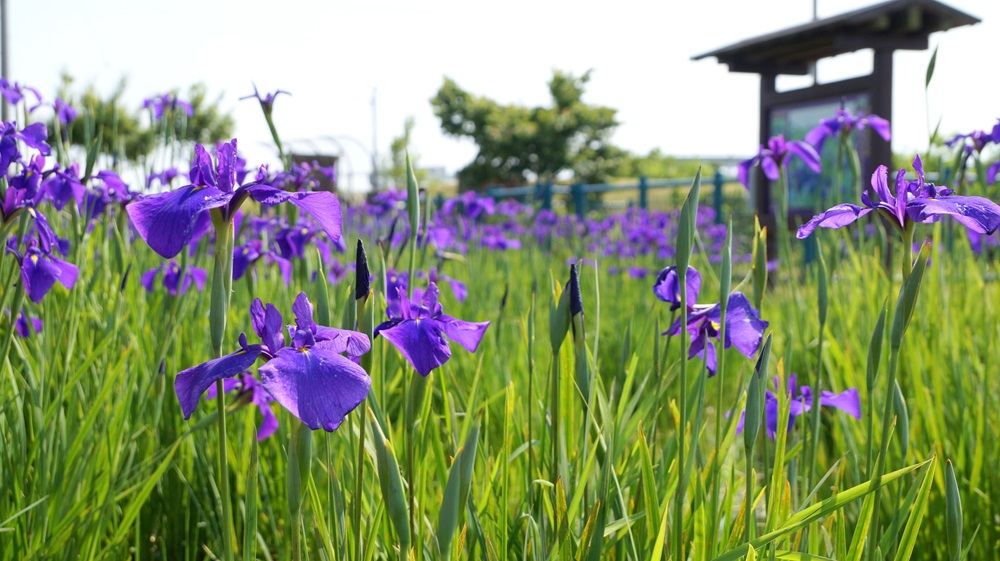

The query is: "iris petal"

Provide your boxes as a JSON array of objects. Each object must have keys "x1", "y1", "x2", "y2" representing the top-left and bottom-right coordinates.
[
  {"x1": 440, "y1": 316, "x2": 490, "y2": 353},
  {"x1": 126, "y1": 185, "x2": 229, "y2": 258},
  {"x1": 378, "y1": 318, "x2": 451, "y2": 376},
  {"x1": 174, "y1": 344, "x2": 263, "y2": 419},
  {"x1": 258, "y1": 344, "x2": 371, "y2": 431},
  {"x1": 246, "y1": 185, "x2": 343, "y2": 244}
]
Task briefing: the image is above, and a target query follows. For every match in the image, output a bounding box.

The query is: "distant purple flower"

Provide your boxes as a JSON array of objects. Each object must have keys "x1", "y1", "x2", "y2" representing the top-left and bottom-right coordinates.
[
  {"x1": 275, "y1": 223, "x2": 320, "y2": 260},
  {"x1": 736, "y1": 374, "x2": 861, "y2": 439},
  {"x1": 1, "y1": 122, "x2": 51, "y2": 169},
  {"x1": 659, "y1": 266, "x2": 768, "y2": 376},
  {"x1": 653, "y1": 265, "x2": 701, "y2": 312},
  {"x1": 8, "y1": 309, "x2": 42, "y2": 338},
  {"x1": 327, "y1": 258, "x2": 349, "y2": 285},
  {"x1": 385, "y1": 269, "x2": 409, "y2": 298},
  {"x1": 53, "y1": 98, "x2": 77, "y2": 125},
  {"x1": 15, "y1": 245, "x2": 79, "y2": 303},
  {"x1": 0, "y1": 79, "x2": 41, "y2": 109},
  {"x1": 628, "y1": 267, "x2": 650, "y2": 279},
  {"x1": 233, "y1": 240, "x2": 292, "y2": 286},
  {"x1": 232, "y1": 241, "x2": 292, "y2": 285},
  {"x1": 42, "y1": 163, "x2": 85, "y2": 211},
  {"x1": 966, "y1": 229, "x2": 999, "y2": 254},
  {"x1": 143, "y1": 93, "x2": 194, "y2": 120},
  {"x1": 126, "y1": 139, "x2": 343, "y2": 259},
  {"x1": 240, "y1": 85, "x2": 289, "y2": 115},
  {"x1": 174, "y1": 293, "x2": 371, "y2": 431},
  {"x1": 441, "y1": 191, "x2": 496, "y2": 221},
  {"x1": 206, "y1": 372, "x2": 279, "y2": 440},
  {"x1": 738, "y1": 134, "x2": 821, "y2": 188},
  {"x1": 805, "y1": 108, "x2": 890, "y2": 151},
  {"x1": 946, "y1": 129, "x2": 994, "y2": 155},
  {"x1": 141, "y1": 261, "x2": 208, "y2": 296},
  {"x1": 375, "y1": 283, "x2": 489, "y2": 376},
  {"x1": 147, "y1": 167, "x2": 180, "y2": 189},
  {"x1": 798, "y1": 156, "x2": 1000, "y2": 238},
  {"x1": 986, "y1": 161, "x2": 1000, "y2": 186}
]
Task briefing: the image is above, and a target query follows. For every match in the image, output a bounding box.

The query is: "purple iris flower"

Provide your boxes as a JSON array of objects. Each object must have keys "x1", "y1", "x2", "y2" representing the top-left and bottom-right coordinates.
[
  {"x1": 805, "y1": 108, "x2": 890, "y2": 151},
  {"x1": 946, "y1": 129, "x2": 994, "y2": 155},
  {"x1": 141, "y1": 261, "x2": 208, "y2": 296},
  {"x1": 326, "y1": 258, "x2": 349, "y2": 285},
  {"x1": 441, "y1": 191, "x2": 496, "y2": 221},
  {"x1": 0, "y1": 79, "x2": 42, "y2": 109},
  {"x1": 736, "y1": 374, "x2": 861, "y2": 439},
  {"x1": 275, "y1": 223, "x2": 320, "y2": 260},
  {"x1": 240, "y1": 85, "x2": 289, "y2": 114},
  {"x1": 375, "y1": 283, "x2": 489, "y2": 377},
  {"x1": 738, "y1": 134, "x2": 822, "y2": 188},
  {"x1": 385, "y1": 269, "x2": 409, "y2": 298},
  {"x1": 125, "y1": 139, "x2": 343, "y2": 259},
  {"x1": 6, "y1": 309, "x2": 43, "y2": 338},
  {"x1": 147, "y1": 167, "x2": 180, "y2": 189},
  {"x1": 14, "y1": 244, "x2": 79, "y2": 303},
  {"x1": 1, "y1": 122, "x2": 51, "y2": 170},
  {"x1": 143, "y1": 93, "x2": 194, "y2": 120},
  {"x1": 42, "y1": 163, "x2": 85, "y2": 211},
  {"x1": 627, "y1": 267, "x2": 650, "y2": 279},
  {"x1": 232, "y1": 241, "x2": 292, "y2": 285},
  {"x1": 967, "y1": 229, "x2": 1000, "y2": 254},
  {"x1": 653, "y1": 265, "x2": 701, "y2": 312},
  {"x1": 419, "y1": 268, "x2": 468, "y2": 303},
  {"x1": 206, "y1": 372, "x2": 279, "y2": 440},
  {"x1": 797, "y1": 156, "x2": 1000, "y2": 238},
  {"x1": 53, "y1": 98, "x2": 77, "y2": 125},
  {"x1": 987, "y1": 161, "x2": 1000, "y2": 186},
  {"x1": 657, "y1": 266, "x2": 768, "y2": 375},
  {"x1": 664, "y1": 292, "x2": 768, "y2": 375},
  {"x1": 83, "y1": 171, "x2": 133, "y2": 224},
  {"x1": 174, "y1": 293, "x2": 371, "y2": 431}
]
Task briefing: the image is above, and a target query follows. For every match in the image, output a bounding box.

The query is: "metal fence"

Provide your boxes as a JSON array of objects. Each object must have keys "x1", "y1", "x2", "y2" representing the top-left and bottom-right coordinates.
[{"x1": 479, "y1": 171, "x2": 740, "y2": 223}]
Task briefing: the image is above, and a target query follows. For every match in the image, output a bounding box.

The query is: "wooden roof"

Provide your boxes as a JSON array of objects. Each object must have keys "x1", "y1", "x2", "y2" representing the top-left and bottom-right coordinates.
[{"x1": 692, "y1": 0, "x2": 979, "y2": 75}]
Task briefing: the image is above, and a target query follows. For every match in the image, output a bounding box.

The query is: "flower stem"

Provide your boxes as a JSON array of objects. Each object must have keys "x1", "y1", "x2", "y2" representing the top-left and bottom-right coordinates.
[{"x1": 210, "y1": 216, "x2": 235, "y2": 561}]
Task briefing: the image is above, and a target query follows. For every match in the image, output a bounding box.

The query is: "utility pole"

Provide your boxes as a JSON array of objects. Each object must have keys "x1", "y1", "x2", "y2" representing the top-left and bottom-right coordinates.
[
  {"x1": 1, "y1": 0, "x2": 9, "y2": 122},
  {"x1": 810, "y1": 0, "x2": 819, "y2": 84},
  {"x1": 370, "y1": 88, "x2": 378, "y2": 192}
]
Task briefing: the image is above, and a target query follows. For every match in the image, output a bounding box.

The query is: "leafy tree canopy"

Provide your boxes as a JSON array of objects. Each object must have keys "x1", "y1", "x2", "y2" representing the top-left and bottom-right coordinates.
[
  {"x1": 431, "y1": 70, "x2": 622, "y2": 189},
  {"x1": 56, "y1": 74, "x2": 234, "y2": 163}
]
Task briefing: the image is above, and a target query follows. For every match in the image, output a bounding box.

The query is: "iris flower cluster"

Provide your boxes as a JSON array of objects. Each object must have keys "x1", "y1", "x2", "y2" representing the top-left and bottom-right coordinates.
[
  {"x1": 175, "y1": 293, "x2": 371, "y2": 434},
  {"x1": 654, "y1": 266, "x2": 768, "y2": 374},
  {"x1": 738, "y1": 134, "x2": 821, "y2": 189},
  {"x1": 736, "y1": 374, "x2": 861, "y2": 439},
  {"x1": 375, "y1": 283, "x2": 489, "y2": 377},
  {"x1": 126, "y1": 139, "x2": 343, "y2": 260},
  {"x1": 797, "y1": 156, "x2": 1000, "y2": 238},
  {"x1": 805, "y1": 108, "x2": 891, "y2": 151}
]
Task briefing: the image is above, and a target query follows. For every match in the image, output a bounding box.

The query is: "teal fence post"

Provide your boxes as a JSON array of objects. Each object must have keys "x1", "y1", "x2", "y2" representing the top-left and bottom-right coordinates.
[
  {"x1": 535, "y1": 182, "x2": 552, "y2": 210},
  {"x1": 713, "y1": 169, "x2": 724, "y2": 224},
  {"x1": 639, "y1": 176, "x2": 649, "y2": 210},
  {"x1": 571, "y1": 183, "x2": 585, "y2": 217}
]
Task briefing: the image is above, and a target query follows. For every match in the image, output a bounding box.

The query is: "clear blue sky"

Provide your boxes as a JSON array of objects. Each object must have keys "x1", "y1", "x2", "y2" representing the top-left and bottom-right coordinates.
[{"x1": 7, "y1": 0, "x2": 999, "y2": 190}]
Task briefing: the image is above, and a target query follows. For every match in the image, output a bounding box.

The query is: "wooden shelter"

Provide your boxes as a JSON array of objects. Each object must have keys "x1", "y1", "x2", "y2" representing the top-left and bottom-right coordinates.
[{"x1": 693, "y1": 0, "x2": 979, "y2": 221}]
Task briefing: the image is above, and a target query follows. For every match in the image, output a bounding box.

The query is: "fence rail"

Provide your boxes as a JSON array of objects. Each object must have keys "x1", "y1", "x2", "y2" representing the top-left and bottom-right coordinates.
[{"x1": 480, "y1": 171, "x2": 738, "y2": 223}]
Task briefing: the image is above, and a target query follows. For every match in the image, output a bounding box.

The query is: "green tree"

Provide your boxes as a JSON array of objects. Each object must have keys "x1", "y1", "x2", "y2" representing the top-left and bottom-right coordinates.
[
  {"x1": 383, "y1": 116, "x2": 427, "y2": 188},
  {"x1": 613, "y1": 148, "x2": 704, "y2": 179},
  {"x1": 56, "y1": 74, "x2": 234, "y2": 163},
  {"x1": 431, "y1": 70, "x2": 621, "y2": 189}
]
